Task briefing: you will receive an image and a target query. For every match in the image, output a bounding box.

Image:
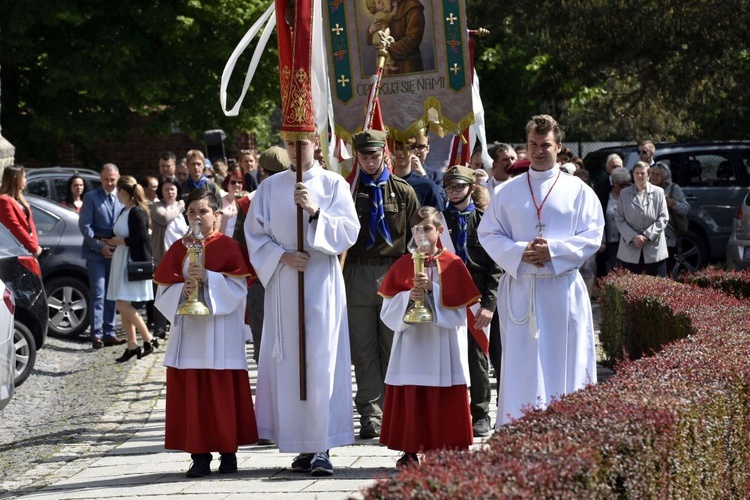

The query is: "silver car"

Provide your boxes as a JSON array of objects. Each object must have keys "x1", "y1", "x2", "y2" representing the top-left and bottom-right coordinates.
[
  {"x1": 0, "y1": 279, "x2": 15, "y2": 410},
  {"x1": 726, "y1": 191, "x2": 750, "y2": 270}
]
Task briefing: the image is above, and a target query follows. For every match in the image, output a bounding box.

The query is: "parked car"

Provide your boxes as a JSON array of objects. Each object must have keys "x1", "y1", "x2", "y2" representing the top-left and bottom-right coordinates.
[
  {"x1": 585, "y1": 142, "x2": 750, "y2": 275},
  {"x1": 27, "y1": 195, "x2": 90, "y2": 338},
  {"x1": 726, "y1": 190, "x2": 750, "y2": 270},
  {"x1": 0, "y1": 224, "x2": 48, "y2": 386},
  {"x1": 0, "y1": 280, "x2": 15, "y2": 409},
  {"x1": 25, "y1": 166, "x2": 101, "y2": 204}
]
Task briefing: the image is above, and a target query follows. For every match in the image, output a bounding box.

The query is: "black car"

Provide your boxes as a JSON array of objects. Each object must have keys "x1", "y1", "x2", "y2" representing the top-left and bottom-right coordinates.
[
  {"x1": 26, "y1": 166, "x2": 101, "y2": 204},
  {"x1": 0, "y1": 225, "x2": 49, "y2": 386},
  {"x1": 584, "y1": 142, "x2": 750, "y2": 275},
  {"x1": 27, "y1": 195, "x2": 90, "y2": 338}
]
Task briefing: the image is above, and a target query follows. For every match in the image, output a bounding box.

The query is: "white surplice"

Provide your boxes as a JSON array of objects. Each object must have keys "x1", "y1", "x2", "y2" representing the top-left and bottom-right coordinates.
[
  {"x1": 156, "y1": 265, "x2": 249, "y2": 370},
  {"x1": 477, "y1": 166, "x2": 604, "y2": 426},
  {"x1": 380, "y1": 281, "x2": 470, "y2": 388},
  {"x1": 245, "y1": 162, "x2": 360, "y2": 452}
]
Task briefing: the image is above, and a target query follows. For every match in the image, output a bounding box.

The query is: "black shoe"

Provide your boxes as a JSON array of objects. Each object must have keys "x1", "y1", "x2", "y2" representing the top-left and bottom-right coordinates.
[
  {"x1": 359, "y1": 420, "x2": 381, "y2": 439},
  {"x1": 218, "y1": 453, "x2": 238, "y2": 474},
  {"x1": 396, "y1": 453, "x2": 419, "y2": 468},
  {"x1": 154, "y1": 327, "x2": 167, "y2": 339},
  {"x1": 141, "y1": 341, "x2": 154, "y2": 358},
  {"x1": 256, "y1": 438, "x2": 275, "y2": 446},
  {"x1": 472, "y1": 416, "x2": 492, "y2": 438},
  {"x1": 115, "y1": 346, "x2": 141, "y2": 363},
  {"x1": 92, "y1": 338, "x2": 104, "y2": 350},
  {"x1": 186, "y1": 453, "x2": 212, "y2": 478},
  {"x1": 290, "y1": 453, "x2": 314, "y2": 472},
  {"x1": 151, "y1": 337, "x2": 160, "y2": 349}
]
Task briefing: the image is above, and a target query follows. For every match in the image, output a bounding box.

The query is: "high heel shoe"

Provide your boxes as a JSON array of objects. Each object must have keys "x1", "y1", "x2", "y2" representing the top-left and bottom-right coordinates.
[
  {"x1": 115, "y1": 346, "x2": 142, "y2": 363},
  {"x1": 141, "y1": 341, "x2": 154, "y2": 358},
  {"x1": 151, "y1": 337, "x2": 160, "y2": 349}
]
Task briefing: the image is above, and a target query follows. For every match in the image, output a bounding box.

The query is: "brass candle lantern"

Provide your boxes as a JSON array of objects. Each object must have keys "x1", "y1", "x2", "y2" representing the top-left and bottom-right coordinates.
[
  {"x1": 403, "y1": 225, "x2": 434, "y2": 324},
  {"x1": 177, "y1": 220, "x2": 210, "y2": 316}
]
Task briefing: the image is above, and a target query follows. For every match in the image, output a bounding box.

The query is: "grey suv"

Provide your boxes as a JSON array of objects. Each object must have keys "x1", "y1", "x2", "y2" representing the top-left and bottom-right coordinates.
[{"x1": 584, "y1": 142, "x2": 750, "y2": 275}]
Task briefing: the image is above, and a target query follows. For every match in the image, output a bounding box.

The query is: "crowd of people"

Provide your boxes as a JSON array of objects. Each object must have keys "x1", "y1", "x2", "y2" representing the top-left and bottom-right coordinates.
[{"x1": 0, "y1": 114, "x2": 690, "y2": 479}]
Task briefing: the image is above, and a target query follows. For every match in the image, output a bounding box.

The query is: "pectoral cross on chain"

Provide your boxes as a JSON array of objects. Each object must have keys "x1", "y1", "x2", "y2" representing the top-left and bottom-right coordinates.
[{"x1": 535, "y1": 219, "x2": 545, "y2": 236}]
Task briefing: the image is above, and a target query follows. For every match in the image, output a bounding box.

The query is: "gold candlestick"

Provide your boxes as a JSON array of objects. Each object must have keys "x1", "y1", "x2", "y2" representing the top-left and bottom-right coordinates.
[
  {"x1": 403, "y1": 225, "x2": 434, "y2": 324},
  {"x1": 177, "y1": 221, "x2": 210, "y2": 316}
]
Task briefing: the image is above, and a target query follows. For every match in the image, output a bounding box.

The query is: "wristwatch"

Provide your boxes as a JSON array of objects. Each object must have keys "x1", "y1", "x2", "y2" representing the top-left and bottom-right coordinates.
[{"x1": 309, "y1": 207, "x2": 321, "y2": 222}]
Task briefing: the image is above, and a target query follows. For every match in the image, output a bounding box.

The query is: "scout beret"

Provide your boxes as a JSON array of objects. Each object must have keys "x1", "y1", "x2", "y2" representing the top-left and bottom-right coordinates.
[
  {"x1": 443, "y1": 165, "x2": 476, "y2": 185},
  {"x1": 352, "y1": 129, "x2": 387, "y2": 152},
  {"x1": 259, "y1": 146, "x2": 291, "y2": 173}
]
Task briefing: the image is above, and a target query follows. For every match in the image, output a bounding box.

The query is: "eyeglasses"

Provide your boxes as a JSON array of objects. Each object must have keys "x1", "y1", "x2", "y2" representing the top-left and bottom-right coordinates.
[
  {"x1": 444, "y1": 184, "x2": 470, "y2": 192},
  {"x1": 408, "y1": 144, "x2": 428, "y2": 150},
  {"x1": 230, "y1": 180, "x2": 243, "y2": 185},
  {"x1": 638, "y1": 150, "x2": 650, "y2": 155}
]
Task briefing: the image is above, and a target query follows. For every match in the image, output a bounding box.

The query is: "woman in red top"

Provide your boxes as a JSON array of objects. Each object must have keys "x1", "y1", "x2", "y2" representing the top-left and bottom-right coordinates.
[{"x1": 0, "y1": 165, "x2": 41, "y2": 256}]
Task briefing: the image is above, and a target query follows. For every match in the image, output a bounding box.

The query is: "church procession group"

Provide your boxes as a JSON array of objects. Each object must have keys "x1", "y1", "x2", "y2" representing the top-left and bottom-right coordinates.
[{"x1": 152, "y1": 113, "x2": 605, "y2": 479}]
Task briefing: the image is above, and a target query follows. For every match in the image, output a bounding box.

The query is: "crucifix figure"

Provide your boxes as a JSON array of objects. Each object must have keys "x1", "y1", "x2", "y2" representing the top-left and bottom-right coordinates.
[{"x1": 535, "y1": 219, "x2": 545, "y2": 236}]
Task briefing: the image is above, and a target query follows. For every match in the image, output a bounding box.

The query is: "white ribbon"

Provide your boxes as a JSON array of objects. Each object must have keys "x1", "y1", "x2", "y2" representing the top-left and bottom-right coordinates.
[
  {"x1": 220, "y1": 3, "x2": 277, "y2": 116},
  {"x1": 506, "y1": 269, "x2": 578, "y2": 339}
]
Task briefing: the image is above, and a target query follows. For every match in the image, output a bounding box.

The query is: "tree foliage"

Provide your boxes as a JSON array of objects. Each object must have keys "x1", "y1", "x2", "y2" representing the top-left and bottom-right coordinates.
[
  {"x1": 0, "y1": 0, "x2": 279, "y2": 162},
  {"x1": 468, "y1": 0, "x2": 750, "y2": 142}
]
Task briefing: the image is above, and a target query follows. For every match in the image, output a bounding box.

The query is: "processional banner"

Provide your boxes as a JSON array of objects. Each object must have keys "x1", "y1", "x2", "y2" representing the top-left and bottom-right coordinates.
[{"x1": 323, "y1": 0, "x2": 474, "y2": 143}]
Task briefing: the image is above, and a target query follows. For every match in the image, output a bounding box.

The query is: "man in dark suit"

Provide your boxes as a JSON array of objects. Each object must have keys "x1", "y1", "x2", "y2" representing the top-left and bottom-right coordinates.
[{"x1": 78, "y1": 163, "x2": 126, "y2": 349}]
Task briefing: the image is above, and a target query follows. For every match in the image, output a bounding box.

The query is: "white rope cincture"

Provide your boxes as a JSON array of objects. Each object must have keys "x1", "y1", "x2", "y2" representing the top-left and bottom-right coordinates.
[{"x1": 506, "y1": 269, "x2": 578, "y2": 339}]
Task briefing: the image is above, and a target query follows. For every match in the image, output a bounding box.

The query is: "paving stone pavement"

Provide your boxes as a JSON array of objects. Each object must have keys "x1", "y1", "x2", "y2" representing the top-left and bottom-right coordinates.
[{"x1": 1, "y1": 300, "x2": 610, "y2": 499}]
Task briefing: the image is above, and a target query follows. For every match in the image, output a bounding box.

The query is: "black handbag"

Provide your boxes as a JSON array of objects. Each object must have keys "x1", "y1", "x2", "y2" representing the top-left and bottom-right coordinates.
[{"x1": 127, "y1": 258, "x2": 154, "y2": 281}]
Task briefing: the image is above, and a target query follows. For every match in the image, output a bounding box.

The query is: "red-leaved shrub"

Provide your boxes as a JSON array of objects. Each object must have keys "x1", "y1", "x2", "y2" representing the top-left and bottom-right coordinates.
[
  {"x1": 364, "y1": 273, "x2": 750, "y2": 498},
  {"x1": 681, "y1": 267, "x2": 750, "y2": 300}
]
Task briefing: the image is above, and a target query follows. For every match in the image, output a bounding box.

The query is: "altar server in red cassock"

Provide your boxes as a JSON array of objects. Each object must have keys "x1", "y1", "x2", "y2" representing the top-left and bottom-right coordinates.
[
  {"x1": 378, "y1": 206, "x2": 480, "y2": 468},
  {"x1": 153, "y1": 188, "x2": 258, "y2": 479}
]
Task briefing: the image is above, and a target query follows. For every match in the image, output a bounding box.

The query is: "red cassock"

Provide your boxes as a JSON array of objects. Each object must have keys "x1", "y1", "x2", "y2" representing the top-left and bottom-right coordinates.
[
  {"x1": 378, "y1": 250, "x2": 480, "y2": 454},
  {"x1": 154, "y1": 232, "x2": 258, "y2": 453}
]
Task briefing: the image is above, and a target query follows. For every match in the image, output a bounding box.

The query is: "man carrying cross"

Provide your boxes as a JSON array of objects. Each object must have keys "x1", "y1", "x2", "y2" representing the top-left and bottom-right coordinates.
[{"x1": 477, "y1": 115, "x2": 604, "y2": 426}]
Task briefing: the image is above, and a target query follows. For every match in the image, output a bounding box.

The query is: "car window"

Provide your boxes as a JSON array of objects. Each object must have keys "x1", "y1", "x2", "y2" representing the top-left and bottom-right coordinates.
[
  {"x1": 29, "y1": 205, "x2": 60, "y2": 236},
  {"x1": 0, "y1": 225, "x2": 26, "y2": 256},
  {"x1": 26, "y1": 179, "x2": 50, "y2": 199},
  {"x1": 740, "y1": 151, "x2": 750, "y2": 179},
  {"x1": 53, "y1": 178, "x2": 70, "y2": 203},
  {"x1": 665, "y1": 152, "x2": 735, "y2": 188}
]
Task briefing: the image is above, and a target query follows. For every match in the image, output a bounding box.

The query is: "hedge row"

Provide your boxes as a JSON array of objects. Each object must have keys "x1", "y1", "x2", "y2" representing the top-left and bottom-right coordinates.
[
  {"x1": 364, "y1": 273, "x2": 750, "y2": 498},
  {"x1": 681, "y1": 268, "x2": 750, "y2": 301},
  {"x1": 598, "y1": 271, "x2": 743, "y2": 362}
]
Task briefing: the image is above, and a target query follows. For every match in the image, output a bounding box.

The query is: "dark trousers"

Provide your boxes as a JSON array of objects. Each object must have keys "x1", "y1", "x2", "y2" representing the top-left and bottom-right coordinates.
[
  {"x1": 467, "y1": 330, "x2": 491, "y2": 422},
  {"x1": 618, "y1": 254, "x2": 667, "y2": 277},
  {"x1": 488, "y1": 309, "x2": 502, "y2": 391},
  {"x1": 247, "y1": 281, "x2": 265, "y2": 364}
]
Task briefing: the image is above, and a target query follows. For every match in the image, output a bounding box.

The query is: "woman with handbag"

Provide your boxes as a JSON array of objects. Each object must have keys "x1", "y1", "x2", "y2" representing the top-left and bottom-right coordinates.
[
  {"x1": 104, "y1": 175, "x2": 158, "y2": 362},
  {"x1": 650, "y1": 162, "x2": 690, "y2": 249}
]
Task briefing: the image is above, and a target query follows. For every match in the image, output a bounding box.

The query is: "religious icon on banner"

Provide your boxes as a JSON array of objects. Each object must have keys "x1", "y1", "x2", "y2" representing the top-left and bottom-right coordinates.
[{"x1": 324, "y1": 0, "x2": 474, "y2": 144}]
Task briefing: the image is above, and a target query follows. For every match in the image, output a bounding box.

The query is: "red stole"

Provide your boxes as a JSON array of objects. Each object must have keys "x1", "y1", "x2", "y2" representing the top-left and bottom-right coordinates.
[{"x1": 153, "y1": 232, "x2": 252, "y2": 285}]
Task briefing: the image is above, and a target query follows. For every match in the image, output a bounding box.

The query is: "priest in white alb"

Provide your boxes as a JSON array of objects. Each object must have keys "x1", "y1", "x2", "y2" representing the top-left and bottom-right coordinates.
[
  {"x1": 245, "y1": 136, "x2": 360, "y2": 476},
  {"x1": 477, "y1": 115, "x2": 604, "y2": 426}
]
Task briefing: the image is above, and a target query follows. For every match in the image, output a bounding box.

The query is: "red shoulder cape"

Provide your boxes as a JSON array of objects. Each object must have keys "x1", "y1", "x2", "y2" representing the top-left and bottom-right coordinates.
[
  {"x1": 153, "y1": 232, "x2": 253, "y2": 285},
  {"x1": 378, "y1": 249, "x2": 481, "y2": 309},
  {"x1": 237, "y1": 195, "x2": 251, "y2": 216}
]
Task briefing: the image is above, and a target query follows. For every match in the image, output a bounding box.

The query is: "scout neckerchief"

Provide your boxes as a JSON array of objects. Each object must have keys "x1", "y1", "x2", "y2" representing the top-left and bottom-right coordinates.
[
  {"x1": 359, "y1": 168, "x2": 393, "y2": 249},
  {"x1": 446, "y1": 201, "x2": 475, "y2": 263}
]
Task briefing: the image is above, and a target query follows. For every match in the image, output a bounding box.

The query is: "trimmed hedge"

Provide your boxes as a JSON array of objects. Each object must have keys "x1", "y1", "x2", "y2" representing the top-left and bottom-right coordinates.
[
  {"x1": 364, "y1": 274, "x2": 750, "y2": 498},
  {"x1": 598, "y1": 271, "x2": 742, "y2": 362},
  {"x1": 681, "y1": 268, "x2": 750, "y2": 300}
]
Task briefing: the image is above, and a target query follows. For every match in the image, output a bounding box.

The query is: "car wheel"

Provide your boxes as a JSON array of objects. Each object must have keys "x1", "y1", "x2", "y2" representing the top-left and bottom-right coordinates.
[
  {"x1": 14, "y1": 320, "x2": 37, "y2": 386},
  {"x1": 669, "y1": 230, "x2": 708, "y2": 279},
  {"x1": 45, "y1": 276, "x2": 90, "y2": 338}
]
